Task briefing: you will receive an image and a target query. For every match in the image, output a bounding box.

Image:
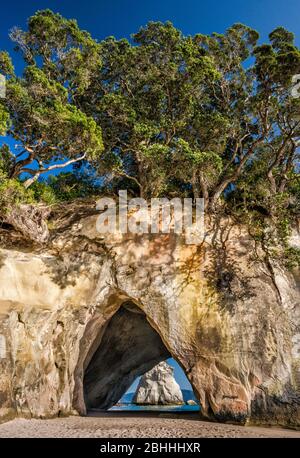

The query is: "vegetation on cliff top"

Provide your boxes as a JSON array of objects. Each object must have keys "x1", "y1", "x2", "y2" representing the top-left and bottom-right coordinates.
[{"x1": 0, "y1": 10, "x2": 299, "y2": 259}]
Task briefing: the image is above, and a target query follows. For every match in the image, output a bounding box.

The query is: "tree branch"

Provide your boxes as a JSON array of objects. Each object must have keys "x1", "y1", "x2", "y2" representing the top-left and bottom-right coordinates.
[
  {"x1": 23, "y1": 153, "x2": 87, "y2": 188},
  {"x1": 210, "y1": 136, "x2": 265, "y2": 207}
]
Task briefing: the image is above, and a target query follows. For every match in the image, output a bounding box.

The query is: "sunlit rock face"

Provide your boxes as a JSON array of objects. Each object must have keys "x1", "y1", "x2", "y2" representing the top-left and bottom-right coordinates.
[
  {"x1": 0, "y1": 202, "x2": 299, "y2": 426},
  {"x1": 133, "y1": 361, "x2": 184, "y2": 405}
]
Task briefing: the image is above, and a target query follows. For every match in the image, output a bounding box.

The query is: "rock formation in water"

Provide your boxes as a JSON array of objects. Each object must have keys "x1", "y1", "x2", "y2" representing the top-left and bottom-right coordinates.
[
  {"x1": 133, "y1": 361, "x2": 184, "y2": 405},
  {"x1": 186, "y1": 400, "x2": 197, "y2": 406},
  {"x1": 0, "y1": 200, "x2": 299, "y2": 427}
]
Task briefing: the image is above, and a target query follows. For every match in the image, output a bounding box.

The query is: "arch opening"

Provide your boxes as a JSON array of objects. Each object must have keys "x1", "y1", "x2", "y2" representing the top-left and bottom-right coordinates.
[{"x1": 80, "y1": 300, "x2": 198, "y2": 413}]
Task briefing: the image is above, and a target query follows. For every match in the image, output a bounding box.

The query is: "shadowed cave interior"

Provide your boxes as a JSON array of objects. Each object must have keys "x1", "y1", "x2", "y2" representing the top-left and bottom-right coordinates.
[{"x1": 83, "y1": 302, "x2": 178, "y2": 410}]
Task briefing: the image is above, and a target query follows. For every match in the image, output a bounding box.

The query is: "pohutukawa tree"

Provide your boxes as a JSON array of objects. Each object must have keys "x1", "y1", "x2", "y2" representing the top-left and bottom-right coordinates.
[
  {"x1": 0, "y1": 10, "x2": 299, "y2": 229},
  {"x1": 0, "y1": 10, "x2": 104, "y2": 188}
]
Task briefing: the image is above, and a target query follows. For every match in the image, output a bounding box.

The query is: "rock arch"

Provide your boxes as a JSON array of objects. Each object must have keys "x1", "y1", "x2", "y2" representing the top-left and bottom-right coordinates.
[
  {"x1": 82, "y1": 302, "x2": 170, "y2": 411},
  {"x1": 72, "y1": 295, "x2": 199, "y2": 415},
  {"x1": 0, "y1": 213, "x2": 299, "y2": 427}
]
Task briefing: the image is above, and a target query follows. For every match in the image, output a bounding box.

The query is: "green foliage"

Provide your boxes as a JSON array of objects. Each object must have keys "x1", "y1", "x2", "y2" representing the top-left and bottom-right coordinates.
[
  {"x1": 0, "y1": 105, "x2": 10, "y2": 136},
  {"x1": 0, "y1": 10, "x2": 299, "y2": 264},
  {"x1": 284, "y1": 247, "x2": 300, "y2": 269},
  {"x1": 36, "y1": 171, "x2": 100, "y2": 202},
  {"x1": 30, "y1": 181, "x2": 57, "y2": 205},
  {"x1": 0, "y1": 10, "x2": 104, "y2": 184},
  {"x1": 0, "y1": 51, "x2": 14, "y2": 76},
  {"x1": 2, "y1": 64, "x2": 104, "y2": 182},
  {"x1": 0, "y1": 144, "x2": 14, "y2": 176},
  {"x1": 0, "y1": 175, "x2": 35, "y2": 214}
]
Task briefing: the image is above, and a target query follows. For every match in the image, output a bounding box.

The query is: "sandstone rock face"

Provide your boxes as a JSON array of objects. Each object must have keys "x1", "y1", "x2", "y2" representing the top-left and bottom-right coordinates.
[
  {"x1": 133, "y1": 361, "x2": 184, "y2": 405},
  {"x1": 0, "y1": 203, "x2": 299, "y2": 426}
]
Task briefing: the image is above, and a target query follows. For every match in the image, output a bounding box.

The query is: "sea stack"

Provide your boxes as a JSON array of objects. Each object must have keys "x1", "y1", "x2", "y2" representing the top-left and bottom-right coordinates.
[{"x1": 133, "y1": 361, "x2": 184, "y2": 405}]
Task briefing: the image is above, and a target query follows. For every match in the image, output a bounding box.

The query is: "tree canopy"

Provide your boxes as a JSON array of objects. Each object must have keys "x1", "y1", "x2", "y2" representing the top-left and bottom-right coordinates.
[{"x1": 0, "y1": 10, "x2": 300, "y2": 250}]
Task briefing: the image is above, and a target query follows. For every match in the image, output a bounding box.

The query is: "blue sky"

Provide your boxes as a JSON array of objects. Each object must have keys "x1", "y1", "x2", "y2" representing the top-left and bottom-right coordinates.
[
  {"x1": 0, "y1": 0, "x2": 299, "y2": 73},
  {"x1": 0, "y1": 0, "x2": 299, "y2": 389},
  {"x1": 168, "y1": 359, "x2": 192, "y2": 391}
]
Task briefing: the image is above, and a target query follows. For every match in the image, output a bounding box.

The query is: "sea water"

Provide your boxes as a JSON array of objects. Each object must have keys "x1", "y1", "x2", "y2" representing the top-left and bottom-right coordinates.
[{"x1": 109, "y1": 404, "x2": 200, "y2": 412}]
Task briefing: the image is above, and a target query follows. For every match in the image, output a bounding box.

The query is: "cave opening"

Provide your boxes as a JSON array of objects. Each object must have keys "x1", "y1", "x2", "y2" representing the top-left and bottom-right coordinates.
[{"x1": 83, "y1": 301, "x2": 198, "y2": 413}]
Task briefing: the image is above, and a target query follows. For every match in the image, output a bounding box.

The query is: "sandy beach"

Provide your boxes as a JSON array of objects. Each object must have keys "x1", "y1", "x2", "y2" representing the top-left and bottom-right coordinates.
[{"x1": 0, "y1": 412, "x2": 299, "y2": 438}]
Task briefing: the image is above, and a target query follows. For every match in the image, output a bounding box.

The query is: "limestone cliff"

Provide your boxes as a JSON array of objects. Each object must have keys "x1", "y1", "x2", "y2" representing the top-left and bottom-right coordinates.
[
  {"x1": 0, "y1": 200, "x2": 299, "y2": 427},
  {"x1": 133, "y1": 361, "x2": 184, "y2": 405}
]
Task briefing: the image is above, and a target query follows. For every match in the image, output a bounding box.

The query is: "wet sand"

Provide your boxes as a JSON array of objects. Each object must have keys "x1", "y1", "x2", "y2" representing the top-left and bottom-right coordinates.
[{"x1": 0, "y1": 412, "x2": 299, "y2": 438}]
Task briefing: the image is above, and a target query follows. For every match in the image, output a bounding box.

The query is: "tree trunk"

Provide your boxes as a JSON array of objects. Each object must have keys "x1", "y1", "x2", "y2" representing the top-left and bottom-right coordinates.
[
  {"x1": 192, "y1": 171, "x2": 200, "y2": 200},
  {"x1": 4, "y1": 204, "x2": 50, "y2": 243}
]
